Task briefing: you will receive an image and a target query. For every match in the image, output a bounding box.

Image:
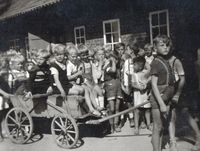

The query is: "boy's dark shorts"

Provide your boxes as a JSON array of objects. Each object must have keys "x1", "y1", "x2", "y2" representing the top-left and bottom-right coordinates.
[
  {"x1": 53, "y1": 83, "x2": 73, "y2": 95},
  {"x1": 150, "y1": 85, "x2": 175, "y2": 109},
  {"x1": 104, "y1": 79, "x2": 123, "y2": 101},
  {"x1": 122, "y1": 90, "x2": 133, "y2": 103}
]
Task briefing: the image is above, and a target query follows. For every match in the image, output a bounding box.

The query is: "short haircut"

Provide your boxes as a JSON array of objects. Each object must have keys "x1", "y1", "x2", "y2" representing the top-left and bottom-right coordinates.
[
  {"x1": 53, "y1": 44, "x2": 66, "y2": 54},
  {"x1": 66, "y1": 44, "x2": 78, "y2": 55},
  {"x1": 153, "y1": 35, "x2": 172, "y2": 47},
  {"x1": 36, "y1": 49, "x2": 50, "y2": 59},
  {"x1": 77, "y1": 44, "x2": 88, "y2": 53},
  {"x1": 144, "y1": 43, "x2": 153, "y2": 52},
  {"x1": 10, "y1": 54, "x2": 25, "y2": 64},
  {"x1": 134, "y1": 56, "x2": 146, "y2": 67},
  {"x1": 114, "y1": 42, "x2": 125, "y2": 50}
]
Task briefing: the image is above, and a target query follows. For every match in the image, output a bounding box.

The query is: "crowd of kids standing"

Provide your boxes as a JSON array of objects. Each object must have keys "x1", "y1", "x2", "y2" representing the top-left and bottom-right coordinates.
[{"x1": 0, "y1": 34, "x2": 200, "y2": 151}]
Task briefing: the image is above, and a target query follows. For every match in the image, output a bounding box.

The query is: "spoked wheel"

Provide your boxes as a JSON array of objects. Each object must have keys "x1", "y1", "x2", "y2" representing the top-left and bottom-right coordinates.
[
  {"x1": 51, "y1": 114, "x2": 79, "y2": 149},
  {"x1": 5, "y1": 107, "x2": 33, "y2": 144}
]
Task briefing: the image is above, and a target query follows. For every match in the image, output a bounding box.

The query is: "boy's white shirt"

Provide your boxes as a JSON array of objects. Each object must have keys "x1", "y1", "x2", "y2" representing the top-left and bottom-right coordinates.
[
  {"x1": 124, "y1": 59, "x2": 134, "y2": 86},
  {"x1": 66, "y1": 60, "x2": 78, "y2": 76}
]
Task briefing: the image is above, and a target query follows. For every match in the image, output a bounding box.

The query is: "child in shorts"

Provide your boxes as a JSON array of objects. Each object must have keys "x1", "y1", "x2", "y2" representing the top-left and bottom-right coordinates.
[
  {"x1": 104, "y1": 50, "x2": 123, "y2": 133},
  {"x1": 150, "y1": 35, "x2": 175, "y2": 151}
]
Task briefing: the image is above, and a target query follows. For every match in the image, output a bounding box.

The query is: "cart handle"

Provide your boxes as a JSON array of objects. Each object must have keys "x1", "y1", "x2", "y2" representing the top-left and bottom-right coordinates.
[{"x1": 86, "y1": 101, "x2": 149, "y2": 124}]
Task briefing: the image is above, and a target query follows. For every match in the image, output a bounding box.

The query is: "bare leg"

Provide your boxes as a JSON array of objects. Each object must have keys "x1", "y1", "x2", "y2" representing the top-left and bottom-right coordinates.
[
  {"x1": 109, "y1": 100, "x2": 115, "y2": 133},
  {"x1": 145, "y1": 108, "x2": 152, "y2": 130},
  {"x1": 151, "y1": 109, "x2": 163, "y2": 151},
  {"x1": 134, "y1": 108, "x2": 140, "y2": 134}
]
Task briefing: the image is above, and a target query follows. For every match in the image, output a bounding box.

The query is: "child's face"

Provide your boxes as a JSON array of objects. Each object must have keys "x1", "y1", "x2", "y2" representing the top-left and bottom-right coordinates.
[
  {"x1": 154, "y1": 41, "x2": 170, "y2": 56},
  {"x1": 133, "y1": 62, "x2": 144, "y2": 72},
  {"x1": 80, "y1": 51, "x2": 89, "y2": 62},
  {"x1": 68, "y1": 49, "x2": 78, "y2": 64},
  {"x1": 145, "y1": 47, "x2": 152, "y2": 57},
  {"x1": 11, "y1": 61, "x2": 23, "y2": 70},
  {"x1": 54, "y1": 52, "x2": 65, "y2": 63},
  {"x1": 116, "y1": 46, "x2": 125, "y2": 57},
  {"x1": 95, "y1": 50, "x2": 104, "y2": 61},
  {"x1": 36, "y1": 57, "x2": 46, "y2": 66}
]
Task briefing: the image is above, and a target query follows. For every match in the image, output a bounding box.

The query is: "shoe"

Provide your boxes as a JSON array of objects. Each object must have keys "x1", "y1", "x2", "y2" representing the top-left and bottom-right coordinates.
[
  {"x1": 134, "y1": 128, "x2": 139, "y2": 135},
  {"x1": 115, "y1": 125, "x2": 121, "y2": 133},
  {"x1": 169, "y1": 139, "x2": 178, "y2": 151},
  {"x1": 147, "y1": 124, "x2": 153, "y2": 131},
  {"x1": 129, "y1": 119, "x2": 135, "y2": 128},
  {"x1": 140, "y1": 121, "x2": 146, "y2": 129}
]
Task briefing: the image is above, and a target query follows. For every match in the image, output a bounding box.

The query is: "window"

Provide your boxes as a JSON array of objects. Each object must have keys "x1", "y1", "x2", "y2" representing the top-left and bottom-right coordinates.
[
  {"x1": 103, "y1": 19, "x2": 121, "y2": 49},
  {"x1": 74, "y1": 26, "x2": 86, "y2": 45},
  {"x1": 149, "y1": 9, "x2": 169, "y2": 43},
  {"x1": 9, "y1": 39, "x2": 20, "y2": 50}
]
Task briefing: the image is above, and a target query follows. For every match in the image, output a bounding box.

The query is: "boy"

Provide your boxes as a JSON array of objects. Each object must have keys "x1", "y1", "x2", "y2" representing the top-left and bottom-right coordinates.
[
  {"x1": 104, "y1": 50, "x2": 123, "y2": 133},
  {"x1": 150, "y1": 35, "x2": 175, "y2": 151},
  {"x1": 26, "y1": 49, "x2": 52, "y2": 96}
]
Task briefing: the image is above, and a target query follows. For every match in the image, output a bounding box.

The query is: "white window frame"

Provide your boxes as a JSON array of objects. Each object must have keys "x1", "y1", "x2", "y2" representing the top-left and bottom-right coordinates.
[
  {"x1": 9, "y1": 38, "x2": 20, "y2": 50},
  {"x1": 74, "y1": 26, "x2": 86, "y2": 45},
  {"x1": 103, "y1": 19, "x2": 121, "y2": 49},
  {"x1": 149, "y1": 9, "x2": 170, "y2": 44}
]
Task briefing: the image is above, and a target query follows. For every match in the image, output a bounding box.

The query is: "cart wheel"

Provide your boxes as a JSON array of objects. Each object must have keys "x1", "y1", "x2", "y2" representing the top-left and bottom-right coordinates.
[
  {"x1": 51, "y1": 114, "x2": 79, "y2": 149},
  {"x1": 5, "y1": 107, "x2": 33, "y2": 144}
]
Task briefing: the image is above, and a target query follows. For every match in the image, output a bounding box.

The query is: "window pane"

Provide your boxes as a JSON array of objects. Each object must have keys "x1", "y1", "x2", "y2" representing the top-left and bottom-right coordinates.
[
  {"x1": 112, "y1": 21, "x2": 118, "y2": 32},
  {"x1": 81, "y1": 38, "x2": 85, "y2": 44},
  {"x1": 113, "y1": 33, "x2": 119, "y2": 42},
  {"x1": 106, "y1": 34, "x2": 112, "y2": 43},
  {"x1": 152, "y1": 14, "x2": 158, "y2": 26},
  {"x1": 77, "y1": 38, "x2": 80, "y2": 44},
  {"x1": 80, "y1": 28, "x2": 84, "y2": 37},
  {"x1": 159, "y1": 12, "x2": 167, "y2": 25},
  {"x1": 160, "y1": 26, "x2": 167, "y2": 35},
  {"x1": 152, "y1": 27, "x2": 159, "y2": 39},
  {"x1": 105, "y1": 23, "x2": 111, "y2": 33},
  {"x1": 76, "y1": 29, "x2": 80, "y2": 37}
]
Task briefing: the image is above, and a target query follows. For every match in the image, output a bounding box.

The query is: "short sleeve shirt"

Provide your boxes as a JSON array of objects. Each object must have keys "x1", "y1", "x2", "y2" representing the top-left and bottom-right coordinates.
[
  {"x1": 150, "y1": 58, "x2": 168, "y2": 85},
  {"x1": 66, "y1": 60, "x2": 78, "y2": 76}
]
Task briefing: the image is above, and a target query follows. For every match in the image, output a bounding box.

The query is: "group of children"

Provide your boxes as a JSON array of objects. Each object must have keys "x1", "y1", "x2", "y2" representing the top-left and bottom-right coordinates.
[{"x1": 0, "y1": 35, "x2": 200, "y2": 151}]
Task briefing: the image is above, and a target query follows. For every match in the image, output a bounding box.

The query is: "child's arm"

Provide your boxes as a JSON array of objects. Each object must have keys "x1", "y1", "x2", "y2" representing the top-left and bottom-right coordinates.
[
  {"x1": 0, "y1": 89, "x2": 12, "y2": 99},
  {"x1": 151, "y1": 75, "x2": 167, "y2": 113},
  {"x1": 109, "y1": 57, "x2": 117, "y2": 73},
  {"x1": 67, "y1": 65, "x2": 83, "y2": 81},
  {"x1": 172, "y1": 59, "x2": 185, "y2": 103},
  {"x1": 53, "y1": 74, "x2": 66, "y2": 97}
]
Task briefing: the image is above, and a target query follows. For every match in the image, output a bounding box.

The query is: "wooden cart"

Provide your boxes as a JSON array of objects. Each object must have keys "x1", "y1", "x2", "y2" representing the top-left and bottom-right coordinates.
[{"x1": 5, "y1": 94, "x2": 149, "y2": 149}]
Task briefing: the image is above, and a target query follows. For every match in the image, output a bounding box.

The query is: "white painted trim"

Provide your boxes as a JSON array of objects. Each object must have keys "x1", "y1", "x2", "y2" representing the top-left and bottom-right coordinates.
[
  {"x1": 74, "y1": 26, "x2": 86, "y2": 45},
  {"x1": 149, "y1": 9, "x2": 169, "y2": 44},
  {"x1": 103, "y1": 19, "x2": 121, "y2": 49}
]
